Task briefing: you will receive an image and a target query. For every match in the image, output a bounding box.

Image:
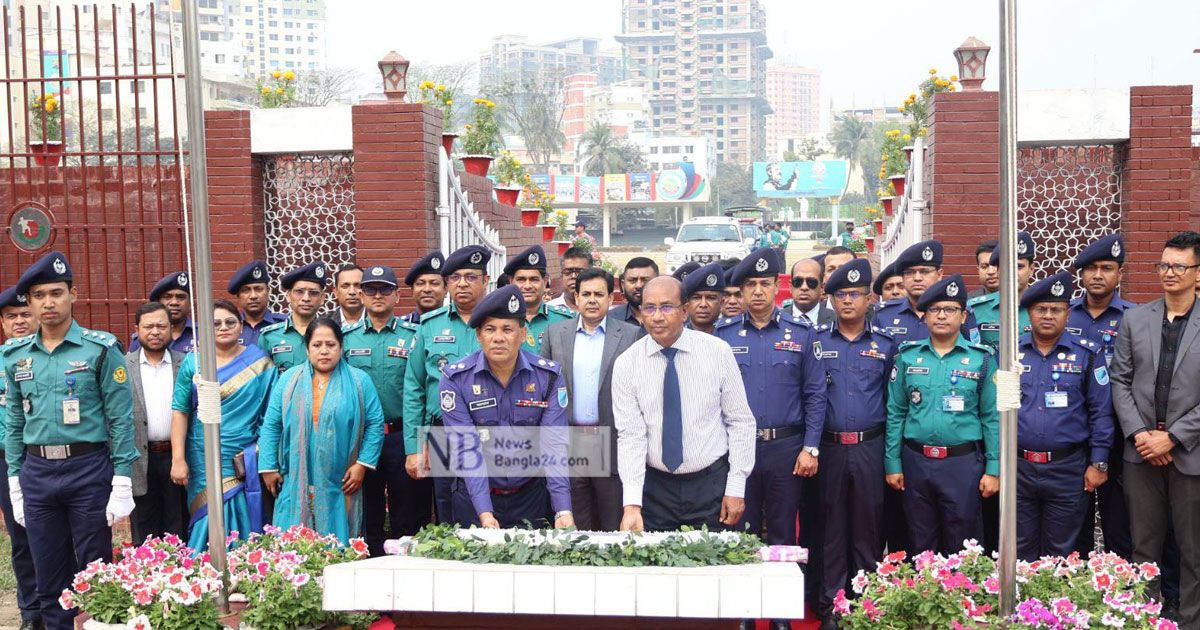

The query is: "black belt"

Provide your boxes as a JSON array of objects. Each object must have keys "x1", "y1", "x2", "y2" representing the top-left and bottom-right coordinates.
[
  {"x1": 756, "y1": 426, "x2": 803, "y2": 442},
  {"x1": 147, "y1": 440, "x2": 172, "y2": 453},
  {"x1": 823, "y1": 425, "x2": 885, "y2": 445},
  {"x1": 385, "y1": 420, "x2": 403, "y2": 434},
  {"x1": 904, "y1": 439, "x2": 978, "y2": 459},
  {"x1": 1019, "y1": 442, "x2": 1084, "y2": 464},
  {"x1": 491, "y1": 478, "x2": 536, "y2": 496},
  {"x1": 27, "y1": 442, "x2": 106, "y2": 461}
]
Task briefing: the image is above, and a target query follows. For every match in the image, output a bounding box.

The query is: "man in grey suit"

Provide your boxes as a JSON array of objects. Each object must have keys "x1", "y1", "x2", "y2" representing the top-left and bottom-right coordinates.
[
  {"x1": 127, "y1": 302, "x2": 187, "y2": 544},
  {"x1": 542, "y1": 267, "x2": 638, "y2": 531},
  {"x1": 783, "y1": 258, "x2": 835, "y2": 326},
  {"x1": 1110, "y1": 231, "x2": 1200, "y2": 627}
]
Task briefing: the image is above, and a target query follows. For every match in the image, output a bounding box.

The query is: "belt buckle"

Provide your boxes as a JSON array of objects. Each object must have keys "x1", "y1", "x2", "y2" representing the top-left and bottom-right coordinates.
[
  {"x1": 838, "y1": 432, "x2": 859, "y2": 445},
  {"x1": 922, "y1": 445, "x2": 946, "y2": 459},
  {"x1": 44, "y1": 445, "x2": 69, "y2": 460},
  {"x1": 757, "y1": 429, "x2": 772, "y2": 441},
  {"x1": 579, "y1": 426, "x2": 600, "y2": 435},
  {"x1": 1024, "y1": 451, "x2": 1050, "y2": 464}
]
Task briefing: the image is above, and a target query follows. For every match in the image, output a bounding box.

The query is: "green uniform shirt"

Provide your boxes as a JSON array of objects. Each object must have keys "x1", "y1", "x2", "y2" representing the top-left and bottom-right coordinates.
[
  {"x1": 523, "y1": 302, "x2": 574, "y2": 354},
  {"x1": 401, "y1": 303, "x2": 479, "y2": 454},
  {"x1": 3, "y1": 321, "x2": 138, "y2": 476},
  {"x1": 968, "y1": 292, "x2": 1031, "y2": 353},
  {"x1": 256, "y1": 316, "x2": 310, "y2": 373},
  {"x1": 0, "y1": 355, "x2": 8, "y2": 446},
  {"x1": 885, "y1": 336, "x2": 999, "y2": 476},
  {"x1": 342, "y1": 315, "x2": 419, "y2": 423}
]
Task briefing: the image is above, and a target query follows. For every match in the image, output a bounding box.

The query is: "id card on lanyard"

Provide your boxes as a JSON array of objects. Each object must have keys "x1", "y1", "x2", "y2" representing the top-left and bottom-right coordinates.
[
  {"x1": 63, "y1": 376, "x2": 80, "y2": 424},
  {"x1": 942, "y1": 372, "x2": 964, "y2": 413}
]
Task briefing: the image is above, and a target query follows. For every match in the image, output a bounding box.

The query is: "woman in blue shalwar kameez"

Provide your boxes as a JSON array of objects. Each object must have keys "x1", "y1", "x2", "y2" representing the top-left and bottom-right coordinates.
[
  {"x1": 169, "y1": 300, "x2": 277, "y2": 551},
  {"x1": 258, "y1": 317, "x2": 385, "y2": 544}
]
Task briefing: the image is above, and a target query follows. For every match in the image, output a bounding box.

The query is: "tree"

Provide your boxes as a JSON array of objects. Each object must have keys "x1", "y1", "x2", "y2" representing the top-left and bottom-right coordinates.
[
  {"x1": 493, "y1": 74, "x2": 566, "y2": 175},
  {"x1": 579, "y1": 121, "x2": 622, "y2": 176},
  {"x1": 796, "y1": 137, "x2": 825, "y2": 162},
  {"x1": 709, "y1": 160, "x2": 756, "y2": 211},
  {"x1": 615, "y1": 140, "x2": 647, "y2": 172},
  {"x1": 829, "y1": 113, "x2": 873, "y2": 194},
  {"x1": 294, "y1": 67, "x2": 362, "y2": 106}
]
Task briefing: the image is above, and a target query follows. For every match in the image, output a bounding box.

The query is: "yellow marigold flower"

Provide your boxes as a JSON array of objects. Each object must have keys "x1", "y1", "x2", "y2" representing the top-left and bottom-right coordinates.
[
  {"x1": 465, "y1": 124, "x2": 472, "y2": 129},
  {"x1": 928, "y1": 68, "x2": 937, "y2": 75},
  {"x1": 272, "y1": 70, "x2": 282, "y2": 79},
  {"x1": 950, "y1": 75, "x2": 958, "y2": 82},
  {"x1": 881, "y1": 154, "x2": 889, "y2": 161},
  {"x1": 438, "y1": 84, "x2": 446, "y2": 91},
  {"x1": 902, "y1": 134, "x2": 912, "y2": 141},
  {"x1": 948, "y1": 85, "x2": 956, "y2": 92},
  {"x1": 897, "y1": 104, "x2": 906, "y2": 113},
  {"x1": 284, "y1": 70, "x2": 295, "y2": 81},
  {"x1": 446, "y1": 99, "x2": 453, "y2": 105},
  {"x1": 43, "y1": 103, "x2": 54, "y2": 112},
  {"x1": 261, "y1": 86, "x2": 271, "y2": 94},
  {"x1": 275, "y1": 87, "x2": 285, "y2": 95}
]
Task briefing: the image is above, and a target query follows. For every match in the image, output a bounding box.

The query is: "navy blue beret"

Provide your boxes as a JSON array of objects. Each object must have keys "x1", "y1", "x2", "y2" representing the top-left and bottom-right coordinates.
[
  {"x1": 894, "y1": 240, "x2": 943, "y2": 273},
  {"x1": 16, "y1": 251, "x2": 72, "y2": 295},
  {"x1": 149, "y1": 271, "x2": 191, "y2": 302},
  {"x1": 671, "y1": 261, "x2": 701, "y2": 282},
  {"x1": 682, "y1": 263, "x2": 726, "y2": 298},
  {"x1": 0, "y1": 286, "x2": 28, "y2": 310},
  {"x1": 989, "y1": 231, "x2": 1036, "y2": 266},
  {"x1": 729, "y1": 248, "x2": 779, "y2": 286},
  {"x1": 872, "y1": 261, "x2": 897, "y2": 296},
  {"x1": 825, "y1": 258, "x2": 872, "y2": 294},
  {"x1": 915, "y1": 273, "x2": 968, "y2": 311},
  {"x1": 281, "y1": 262, "x2": 328, "y2": 290},
  {"x1": 467, "y1": 284, "x2": 526, "y2": 328},
  {"x1": 503, "y1": 245, "x2": 547, "y2": 276},
  {"x1": 1020, "y1": 271, "x2": 1074, "y2": 309},
  {"x1": 1072, "y1": 234, "x2": 1124, "y2": 269},
  {"x1": 405, "y1": 251, "x2": 445, "y2": 286},
  {"x1": 228, "y1": 260, "x2": 270, "y2": 294},
  {"x1": 443, "y1": 245, "x2": 491, "y2": 277}
]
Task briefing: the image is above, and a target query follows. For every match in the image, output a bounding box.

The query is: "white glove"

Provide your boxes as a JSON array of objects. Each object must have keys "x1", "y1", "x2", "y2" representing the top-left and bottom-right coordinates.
[
  {"x1": 8, "y1": 477, "x2": 23, "y2": 527},
  {"x1": 106, "y1": 476, "x2": 135, "y2": 526}
]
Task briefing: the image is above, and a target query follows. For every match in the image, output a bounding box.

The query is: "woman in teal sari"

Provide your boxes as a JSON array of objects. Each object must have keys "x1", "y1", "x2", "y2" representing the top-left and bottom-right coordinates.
[
  {"x1": 169, "y1": 299, "x2": 277, "y2": 551},
  {"x1": 258, "y1": 317, "x2": 385, "y2": 544}
]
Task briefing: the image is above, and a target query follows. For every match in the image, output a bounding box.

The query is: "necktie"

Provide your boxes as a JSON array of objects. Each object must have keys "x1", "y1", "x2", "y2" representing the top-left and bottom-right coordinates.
[
  {"x1": 661, "y1": 347, "x2": 683, "y2": 472},
  {"x1": 800, "y1": 312, "x2": 812, "y2": 326}
]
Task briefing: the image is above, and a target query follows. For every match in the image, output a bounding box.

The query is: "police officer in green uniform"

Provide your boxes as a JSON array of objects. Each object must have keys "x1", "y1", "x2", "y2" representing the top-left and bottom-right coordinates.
[
  {"x1": 257, "y1": 261, "x2": 329, "y2": 373},
  {"x1": 969, "y1": 230, "x2": 1036, "y2": 352},
  {"x1": 402, "y1": 244, "x2": 492, "y2": 522},
  {"x1": 504, "y1": 245, "x2": 573, "y2": 353},
  {"x1": 4, "y1": 251, "x2": 139, "y2": 629},
  {"x1": 885, "y1": 274, "x2": 999, "y2": 556},
  {"x1": 341, "y1": 264, "x2": 429, "y2": 553}
]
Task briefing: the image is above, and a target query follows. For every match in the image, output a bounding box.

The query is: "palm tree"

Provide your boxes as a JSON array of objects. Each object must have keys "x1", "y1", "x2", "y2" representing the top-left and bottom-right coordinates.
[
  {"x1": 829, "y1": 113, "x2": 872, "y2": 194},
  {"x1": 578, "y1": 121, "x2": 624, "y2": 176}
]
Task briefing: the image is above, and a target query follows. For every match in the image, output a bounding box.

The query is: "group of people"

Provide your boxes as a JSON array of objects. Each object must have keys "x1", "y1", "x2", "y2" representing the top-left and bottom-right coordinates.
[{"x1": 0, "y1": 225, "x2": 1197, "y2": 629}]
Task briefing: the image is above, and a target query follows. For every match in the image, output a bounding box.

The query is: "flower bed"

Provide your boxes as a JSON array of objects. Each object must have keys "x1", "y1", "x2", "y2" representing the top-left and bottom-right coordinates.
[{"x1": 834, "y1": 540, "x2": 1176, "y2": 629}]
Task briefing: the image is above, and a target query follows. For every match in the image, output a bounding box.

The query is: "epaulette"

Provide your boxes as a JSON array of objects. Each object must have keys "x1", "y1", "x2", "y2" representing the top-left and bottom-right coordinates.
[
  {"x1": 1072, "y1": 336, "x2": 1102, "y2": 354},
  {"x1": 813, "y1": 323, "x2": 831, "y2": 334},
  {"x1": 530, "y1": 355, "x2": 563, "y2": 374},
  {"x1": 341, "y1": 319, "x2": 366, "y2": 333},
  {"x1": 780, "y1": 298, "x2": 795, "y2": 309},
  {"x1": 969, "y1": 342, "x2": 996, "y2": 355},
  {"x1": 778, "y1": 310, "x2": 805, "y2": 327},
  {"x1": 397, "y1": 319, "x2": 420, "y2": 333},
  {"x1": 967, "y1": 294, "x2": 991, "y2": 306},
  {"x1": 869, "y1": 325, "x2": 893, "y2": 339},
  {"x1": 259, "y1": 320, "x2": 287, "y2": 335},
  {"x1": 1, "y1": 334, "x2": 35, "y2": 355},
  {"x1": 80, "y1": 328, "x2": 118, "y2": 348},
  {"x1": 897, "y1": 340, "x2": 922, "y2": 351},
  {"x1": 877, "y1": 298, "x2": 906, "y2": 310},
  {"x1": 546, "y1": 304, "x2": 575, "y2": 318},
  {"x1": 440, "y1": 355, "x2": 476, "y2": 377},
  {"x1": 716, "y1": 316, "x2": 740, "y2": 329},
  {"x1": 420, "y1": 305, "x2": 449, "y2": 323}
]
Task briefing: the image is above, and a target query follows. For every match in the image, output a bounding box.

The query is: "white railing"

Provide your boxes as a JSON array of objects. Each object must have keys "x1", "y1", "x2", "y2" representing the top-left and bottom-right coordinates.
[
  {"x1": 879, "y1": 136, "x2": 927, "y2": 268},
  {"x1": 437, "y1": 150, "x2": 507, "y2": 284}
]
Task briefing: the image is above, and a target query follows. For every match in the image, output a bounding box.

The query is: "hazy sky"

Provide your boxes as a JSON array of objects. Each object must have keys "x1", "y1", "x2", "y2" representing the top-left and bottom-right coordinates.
[{"x1": 328, "y1": 0, "x2": 1199, "y2": 117}]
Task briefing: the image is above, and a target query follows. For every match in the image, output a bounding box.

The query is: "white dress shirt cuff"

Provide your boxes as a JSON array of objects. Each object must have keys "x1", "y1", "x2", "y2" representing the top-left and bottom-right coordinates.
[
  {"x1": 723, "y1": 472, "x2": 746, "y2": 499},
  {"x1": 622, "y1": 482, "x2": 644, "y2": 508}
]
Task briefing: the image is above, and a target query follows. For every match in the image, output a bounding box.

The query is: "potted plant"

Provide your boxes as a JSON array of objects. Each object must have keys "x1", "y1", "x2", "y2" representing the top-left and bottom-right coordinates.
[
  {"x1": 880, "y1": 196, "x2": 895, "y2": 216},
  {"x1": 521, "y1": 179, "x2": 552, "y2": 228},
  {"x1": 416, "y1": 80, "x2": 457, "y2": 155},
  {"x1": 28, "y1": 91, "x2": 64, "y2": 166},
  {"x1": 257, "y1": 70, "x2": 297, "y2": 109},
  {"x1": 491, "y1": 151, "x2": 526, "y2": 207},
  {"x1": 459, "y1": 97, "x2": 500, "y2": 177}
]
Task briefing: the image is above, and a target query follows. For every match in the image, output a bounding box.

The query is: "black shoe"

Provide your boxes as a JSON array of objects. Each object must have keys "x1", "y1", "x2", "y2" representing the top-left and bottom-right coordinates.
[
  {"x1": 738, "y1": 620, "x2": 756, "y2": 630},
  {"x1": 770, "y1": 620, "x2": 791, "y2": 630},
  {"x1": 19, "y1": 620, "x2": 45, "y2": 630},
  {"x1": 1162, "y1": 598, "x2": 1180, "y2": 621}
]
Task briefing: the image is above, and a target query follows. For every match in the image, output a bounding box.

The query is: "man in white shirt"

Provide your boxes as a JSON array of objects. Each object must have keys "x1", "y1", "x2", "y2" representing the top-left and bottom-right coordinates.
[
  {"x1": 547, "y1": 247, "x2": 593, "y2": 311},
  {"x1": 330, "y1": 264, "x2": 365, "y2": 328},
  {"x1": 613, "y1": 276, "x2": 756, "y2": 532},
  {"x1": 127, "y1": 302, "x2": 186, "y2": 544}
]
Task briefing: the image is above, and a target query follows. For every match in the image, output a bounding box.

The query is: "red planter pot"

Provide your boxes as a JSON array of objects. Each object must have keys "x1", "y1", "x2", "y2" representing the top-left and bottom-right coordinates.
[
  {"x1": 460, "y1": 155, "x2": 493, "y2": 177},
  {"x1": 865, "y1": 236, "x2": 876, "y2": 254},
  {"x1": 29, "y1": 140, "x2": 64, "y2": 166},
  {"x1": 888, "y1": 174, "x2": 906, "y2": 198},
  {"x1": 539, "y1": 224, "x2": 556, "y2": 242},
  {"x1": 521, "y1": 209, "x2": 541, "y2": 227},
  {"x1": 903, "y1": 144, "x2": 914, "y2": 162},
  {"x1": 441, "y1": 132, "x2": 458, "y2": 156},
  {"x1": 554, "y1": 240, "x2": 571, "y2": 256},
  {"x1": 494, "y1": 185, "x2": 521, "y2": 207},
  {"x1": 874, "y1": 219, "x2": 884, "y2": 235},
  {"x1": 881, "y1": 196, "x2": 894, "y2": 216}
]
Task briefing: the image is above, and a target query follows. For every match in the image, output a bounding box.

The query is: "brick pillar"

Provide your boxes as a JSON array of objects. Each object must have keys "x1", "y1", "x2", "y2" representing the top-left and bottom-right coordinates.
[
  {"x1": 204, "y1": 110, "x2": 263, "y2": 293},
  {"x1": 350, "y1": 102, "x2": 441, "y2": 314},
  {"x1": 923, "y1": 90, "x2": 1000, "y2": 281},
  {"x1": 1121, "y1": 86, "x2": 1194, "y2": 303},
  {"x1": 1190, "y1": 146, "x2": 1200, "y2": 231}
]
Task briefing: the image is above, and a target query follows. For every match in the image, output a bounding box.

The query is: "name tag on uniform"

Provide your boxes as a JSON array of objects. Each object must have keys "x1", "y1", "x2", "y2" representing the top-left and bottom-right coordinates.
[
  {"x1": 387, "y1": 346, "x2": 409, "y2": 358},
  {"x1": 1045, "y1": 391, "x2": 1068, "y2": 408},
  {"x1": 13, "y1": 371, "x2": 32, "y2": 382},
  {"x1": 907, "y1": 366, "x2": 930, "y2": 375},
  {"x1": 433, "y1": 335, "x2": 456, "y2": 343},
  {"x1": 822, "y1": 351, "x2": 839, "y2": 359},
  {"x1": 469, "y1": 398, "x2": 497, "y2": 411},
  {"x1": 63, "y1": 397, "x2": 81, "y2": 424},
  {"x1": 1066, "y1": 327, "x2": 1083, "y2": 336},
  {"x1": 730, "y1": 346, "x2": 749, "y2": 354},
  {"x1": 942, "y1": 395, "x2": 964, "y2": 413},
  {"x1": 889, "y1": 327, "x2": 908, "y2": 335},
  {"x1": 980, "y1": 323, "x2": 1000, "y2": 332},
  {"x1": 271, "y1": 345, "x2": 292, "y2": 355},
  {"x1": 347, "y1": 348, "x2": 372, "y2": 357}
]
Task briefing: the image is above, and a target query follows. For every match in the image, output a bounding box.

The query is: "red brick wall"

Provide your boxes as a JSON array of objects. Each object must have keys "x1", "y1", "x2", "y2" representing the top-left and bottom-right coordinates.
[
  {"x1": 1191, "y1": 146, "x2": 1200, "y2": 231},
  {"x1": 205, "y1": 110, "x2": 263, "y2": 297},
  {"x1": 460, "y1": 171, "x2": 562, "y2": 288},
  {"x1": 1120, "y1": 86, "x2": 1194, "y2": 303}
]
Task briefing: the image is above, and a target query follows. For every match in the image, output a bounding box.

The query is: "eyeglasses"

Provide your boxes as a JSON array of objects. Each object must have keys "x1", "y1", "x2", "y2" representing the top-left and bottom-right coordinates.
[
  {"x1": 213, "y1": 318, "x2": 240, "y2": 330},
  {"x1": 290, "y1": 288, "x2": 322, "y2": 298},
  {"x1": 361, "y1": 285, "x2": 396, "y2": 296},
  {"x1": 1155, "y1": 263, "x2": 1200, "y2": 275},
  {"x1": 926, "y1": 306, "x2": 963, "y2": 316},
  {"x1": 902, "y1": 266, "x2": 938, "y2": 278},
  {"x1": 641, "y1": 303, "x2": 681, "y2": 316},
  {"x1": 447, "y1": 272, "x2": 483, "y2": 284},
  {"x1": 833, "y1": 290, "x2": 867, "y2": 301},
  {"x1": 791, "y1": 277, "x2": 819, "y2": 289},
  {"x1": 1030, "y1": 305, "x2": 1069, "y2": 317},
  {"x1": 562, "y1": 267, "x2": 586, "y2": 277}
]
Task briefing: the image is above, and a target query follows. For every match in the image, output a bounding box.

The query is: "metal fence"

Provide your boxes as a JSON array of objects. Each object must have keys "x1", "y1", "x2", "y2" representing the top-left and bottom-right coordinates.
[
  {"x1": 437, "y1": 149, "x2": 506, "y2": 286},
  {"x1": 879, "y1": 137, "x2": 926, "y2": 269}
]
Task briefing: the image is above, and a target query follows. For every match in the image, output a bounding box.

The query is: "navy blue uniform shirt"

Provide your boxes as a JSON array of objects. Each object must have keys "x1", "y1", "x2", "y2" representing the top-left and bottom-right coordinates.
[
  {"x1": 1017, "y1": 333, "x2": 1114, "y2": 462},
  {"x1": 814, "y1": 322, "x2": 896, "y2": 433}
]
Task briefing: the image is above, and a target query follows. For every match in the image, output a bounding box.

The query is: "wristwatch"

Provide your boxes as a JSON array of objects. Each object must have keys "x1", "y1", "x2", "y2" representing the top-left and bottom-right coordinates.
[
  {"x1": 803, "y1": 446, "x2": 820, "y2": 457},
  {"x1": 1091, "y1": 462, "x2": 1109, "y2": 473}
]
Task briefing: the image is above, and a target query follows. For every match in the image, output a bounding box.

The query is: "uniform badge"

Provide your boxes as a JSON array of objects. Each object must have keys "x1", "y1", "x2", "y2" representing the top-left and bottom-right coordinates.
[
  {"x1": 946, "y1": 282, "x2": 959, "y2": 298},
  {"x1": 440, "y1": 390, "x2": 456, "y2": 412},
  {"x1": 1094, "y1": 366, "x2": 1109, "y2": 386},
  {"x1": 921, "y1": 247, "x2": 933, "y2": 262},
  {"x1": 23, "y1": 399, "x2": 31, "y2": 414},
  {"x1": 113, "y1": 366, "x2": 127, "y2": 384},
  {"x1": 15, "y1": 358, "x2": 32, "y2": 371},
  {"x1": 755, "y1": 257, "x2": 769, "y2": 272},
  {"x1": 508, "y1": 295, "x2": 521, "y2": 314},
  {"x1": 371, "y1": 267, "x2": 384, "y2": 277},
  {"x1": 738, "y1": 329, "x2": 746, "y2": 337},
  {"x1": 252, "y1": 267, "x2": 263, "y2": 279},
  {"x1": 315, "y1": 266, "x2": 325, "y2": 279},
  {"x1": 437, "y1": 357, "x2": 449, "y2": 368},
  {"x1": 893, "y1": 318, "x2": 901, "y2": 325},
  {"x1": 431, "y1": 257, "x2": 442, "y2": 270},
  {"x1": 890, "y1": 366, "x2": 898, "y2": 382},
  {"x1": 1017, "y1": 239, "x2": 1028, "y2": 255},
  {"x1": 558, "y1": 387, "x2": 569, "y2": 407},
  {"x1": 1111, "y1": 241, "x2": 1121, "y2": 257},
  {"x1": 529, "y1": 252, "x2": 540, "y2": 265},
  {"x1": 812, "y1": 341, "x2": 823, "y2": 359},
  {"x1": 473, "y1": 384, "x2": 482, "y2": 395},
  {"x1": 527, "y1": 333, "x2": 536, "y2": 347},
  {"x1": 178, "y1": 273, "x2": 189, "y2": 287},
  {"x1": 961, "y1": 357, "x2": 970, "y2": 365},
  {"x1": 53, "y1": 257, "x2": 67, "y2": 274},
  {"x1": 847, "y1": 269, "x2": 860, "y2": 283},
  {"x1": 916, "y1": 357, "x2": 923, "y2": 364},
  {"x1": 909, "y1": 387, "x2": 923, "y2": 405},
  {"x1": 469, "y1": 398, "x2": 497, "y2": 411},
  {"x1": 525, "y1": 382, "x2": 536, "y2": 392},
  {"x1": 1050, "y1": 281, "x2": 1065, "y2": 297},
  {"x1": 470, "y1": 251, "x2": 483, "y2": 264},
  {"x1": 706, "y1": 273, "x2": 718, "y2": 287},
  {"x1": 271, "y1": 345, "x2": 292, "y2": 355}
]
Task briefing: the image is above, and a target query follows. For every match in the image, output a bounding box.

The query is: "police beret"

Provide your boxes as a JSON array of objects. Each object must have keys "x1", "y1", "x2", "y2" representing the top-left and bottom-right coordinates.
[
  {"x1": 1020, "y1": 271, "x2": 1074, "y2": 309},
  {"x1": 361, "y1": 265, "x2": 398, "y2": 287},
  {"x1": 671, "y1": 261, "x2": 701, "y2": 282},
  {"x1": 149, "y1": 271, "x2": 191, "y2": 301},
  {"x1": 682, "y1": 263, "x2": 725, "y2": 298},
  {"x1": 723, "y1": 266, "x2": 737, "y2": 287},
  {"x1": 1072, "y1": 233, "x2": 1124, "y2": 269},
  {"x1": 228, "y1": 260, "x2": 270, "y2": 294},
  {"x1": 467, "y1": 284, "x2": 526, "y2": 328},
  {"x1": 0, "y1": 286, "x2": 27, "y2": 310},
  {"x1": 894, "y1": 240, "x2": 943, "y2": 273},
  {"x1": 729, "y1": 248, "x2": 779, "y2": 286},
  {"x1": 915, "y1": 274, "x2": 968, "y2": 311},
  {"x1": 280, "y1": 262, "x2": 328, "y2": 290},
  {"x1": 502, "y1": 245, "x2": 547, "y2": 276},
  {"x1": 812, "y1": 253, "x2": 827, "y2": 268},
  {"x1": 825, "y1": 258, "x2": 872, "y2": 294},
  {"x1": 405, "y1": 251, "x2": 445, "y2": 286},
  {"x1": 989, "y1": 231, "x2": 1036, "y2": 266},
  {"x1": 16, "y1": 250, "x2": 72, "y2": 295},
  {"x1": 443, "y1": 245, "x2": 491, "y2": 277},
  {"x1": 872, "y1": 261, "x2": 897, "y2": 296}
]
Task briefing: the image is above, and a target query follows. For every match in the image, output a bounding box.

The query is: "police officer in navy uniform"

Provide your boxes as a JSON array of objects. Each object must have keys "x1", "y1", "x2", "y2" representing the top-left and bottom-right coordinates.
[
  {"x1": 228, "y1": 260, "x2": 285, "y2": 347},
  {"x1": 885, "y1": 274, "x2": 999, "y2": 555},
  {"x1": 874, "y1": 240, "x2": 978, "y2": 346},
  {"x1": 720, "y1": 262, "x2": 746, "y2": 318},
  {"x1": 682, "y1": 262, "x2": 725, "y2": 334},
  {"x1": 404, "y1": 251, "x2": 447, "y2": 325},
  {"x1": 671, "y1": 261, "x2": 701, "y2": 282},
  {"x1": 438, "y1": 285, "x2": 574, "y2": 529},
  {"x1": 970, "y1": 231, "x2": 1037, "y2": 354},
  {"x1": 1014, "y1": 271, "x2": 1113, "y2": 560},
  {"x1": 503, "y1": 245, "x2": 574, "y2": 353},
  {"x1": 5, "y1": 252, "x2": 139, "y2": 630},
  {"x1": 257, "y1": 262, "x2": 329, "y2": 373},
  {"x1": 812, "y1": 259, "x2": 895, "y2": 629},
  {"x1": 130, "y1": 271, "x2": 195, "y2": 353}
]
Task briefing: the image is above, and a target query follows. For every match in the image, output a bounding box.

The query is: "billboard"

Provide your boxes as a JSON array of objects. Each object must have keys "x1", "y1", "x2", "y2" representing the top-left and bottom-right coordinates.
[
  {"x1": 548, "y1": 163, "x2": 708, "y2": 204},
  {"x1": 752, "y1": 160, "x2": 850, "y2": 198}
]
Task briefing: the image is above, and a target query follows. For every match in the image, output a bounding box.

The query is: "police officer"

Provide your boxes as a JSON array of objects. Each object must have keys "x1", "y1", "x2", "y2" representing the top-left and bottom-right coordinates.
[
  {"x1": 671, "y1": 261, "x2": 701, "y2": 282},
  {"x1": 228, "y1": 260, "x2": 285, "y2": 347},
  {"x1": 403, "y1": 245, "x2": 491, "y2": 522},
  {"x1": 342, "y1": 264, "x2": 429, "y2": 554},
  {"x1": 812, "y1": 259, "x2": 895, "y2": 629},
  {"x1": 404, "y1": 251, "x2": 447, "y2": 324},
  {"x1": 721, "y1": 261, "x2": 745, "y2": 318},
  {"x1": 875, "y1": 240, "x2": 978, "y2": 345},
  {"x1": 682, "y1": 262, "x2": 725, "y2": 334},
  {"x1": 257, "y1": 261, "x2": 329, "y2": 373},
  {"x1": 130, "y1": 271, "x2": 195, "y2": 353},
  {"x1": 439, "y1": 285, "x2": 573, "y2": 529},
  {"x1": 503, "y1": 245, "x2": 573, "y2": 353},
  {"x1": 970, "y1": 230, "x2": 1037, "y2": 352},
  {"x1": 5, "y1": 252, "x2": 138, "y2": 629},
  {"x1": 873, "y1": 261, "x2": 905, "y2": 304},
  {"x1": 885, "y1": 274, "x2": 999, "y2": 555},
  {"x1": 0, "y1": 287, "x2": 42, "y2": 630},
  {"x1": 1014, "y1": 271, "x2": 1113, "y2": 560}
]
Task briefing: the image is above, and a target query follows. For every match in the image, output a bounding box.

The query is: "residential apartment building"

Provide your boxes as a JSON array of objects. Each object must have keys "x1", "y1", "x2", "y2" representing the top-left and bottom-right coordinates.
[
  {"x1": 765, "y1": 63, "x2": 820, "y2": 158},
  {"x1": 479, "y1": 35, "x2": 622, "y2": 88},
  {"x1": 235, "y1": 0, "x2": 328, "y2": 76}
]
